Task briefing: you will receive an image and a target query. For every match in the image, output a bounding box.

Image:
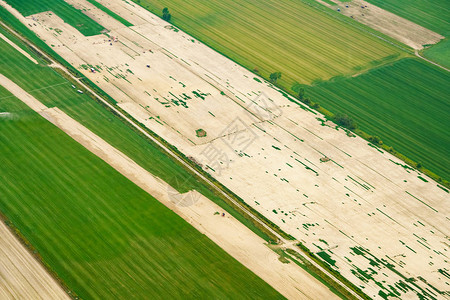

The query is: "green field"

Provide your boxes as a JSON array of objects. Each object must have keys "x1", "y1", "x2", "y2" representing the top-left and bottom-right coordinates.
[
  {"x1": 423, "y1": 38, "x2": 450, "y2": 69},
  {"x1": 4, "y1": 0, "x2": 104, "y2": 36},
  {"x1": 0, "y1": 85, "x2": 282, "y2": 298},
  {"x1": 135, "y1": 0, "x2": 404, "y2": 87},
  {"x1": 304, "y1": 58, "x2": 450, "y2": 180},
  {"x1": 86, "y1": 0, "x2": 134, "y2": 27},
  {"x1": 364, "y1": 0, "x2": 450, "y2": 36}
]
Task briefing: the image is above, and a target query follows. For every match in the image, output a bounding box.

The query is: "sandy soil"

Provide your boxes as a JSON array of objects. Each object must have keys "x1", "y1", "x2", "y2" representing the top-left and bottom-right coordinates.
[
  {"x1": 318, "y1": 0, "x2": 443, "y2": 49},
  {"x1": 0, "y1": 30, "x2": 38, "y2": 64},
  {"x1": 0, "y1": 73, "x2": 338, "y2": 299},
  {"x1": 1, "y1": 0, "x2": 449, "y2": 298},
  {"x1": 0, "y1": 221, "x2": 68, "y2": 300}
]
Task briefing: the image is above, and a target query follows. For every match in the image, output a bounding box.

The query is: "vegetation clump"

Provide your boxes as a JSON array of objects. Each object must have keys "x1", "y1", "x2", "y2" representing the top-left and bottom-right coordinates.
[
  {"x1": 162, "y1": 7, "x2": 172, "y2": 22},
  {"x1": 195, "y1": 128, "x2": 207, "y2": 137},
  {"x1": 334, "y1": 113, "x2": 357, "y2": 130},
  {"x1": 269, "y1": 71, "x2": 281, "y2": 83}
]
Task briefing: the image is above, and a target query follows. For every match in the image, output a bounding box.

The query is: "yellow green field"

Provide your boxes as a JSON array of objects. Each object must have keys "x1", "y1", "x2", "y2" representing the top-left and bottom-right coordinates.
[{"x1": 135, "y1": 0, "x2": 406, "y2": 89}]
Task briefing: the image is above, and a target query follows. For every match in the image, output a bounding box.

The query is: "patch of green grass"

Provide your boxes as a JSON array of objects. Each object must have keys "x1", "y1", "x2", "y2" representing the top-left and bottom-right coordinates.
[
  {"x1": 0, "y1": 86, "x2": 282, "y2": 299},
  {"x1": 317, "y1": 251, "x2": 337, "y2": 266},
  {"x1": 85, "y1": 0, "x2": 134, "y2": 27},
  {"x1": 321, "y1": 0, "x2": 337, "y2": 6},
  {"x1": 423, "y1": 38, "x2": 450, "y2": 68},
  {"x1": 0, "y1": 17, "x2": 272, "y2": 241},
  {"x1": 305, "y1": 58, "x2": 450, "y2": 180},
  {"x1": 364, "y1": 0, "x2": 450, "y2": 36},
  {"x1": 134, "y1": 0, "x2": 404, "y2": 86},
  {"x1": 4, "y1": 0, "x2": 104, "y2": 36}
]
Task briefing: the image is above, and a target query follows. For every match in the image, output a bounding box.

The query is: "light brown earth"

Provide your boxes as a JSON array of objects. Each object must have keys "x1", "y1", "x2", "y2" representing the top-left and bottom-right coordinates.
[
  {"x1": 0, "y1": 221, "x2": 69, "y2": 300},
  {"x1": 0, "y1": 31, "x2": 38, "y2": 64},
  {"x1": 0, "y1": 73, "x2": 339, "y2": 300},
  {"x1": 316, "y1": 0, "x2": 443, "y2": 50},
  {"x1": 1, "y1": 0, "x2": 449, "y2": 298}
]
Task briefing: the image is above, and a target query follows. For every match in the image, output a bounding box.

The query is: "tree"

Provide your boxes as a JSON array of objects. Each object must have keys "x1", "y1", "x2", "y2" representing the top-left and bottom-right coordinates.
[
  {"x1": 368, "y1": 135, "x2": 382, "y2": 145},
  {"x1": 297, "y1": 88, "x2": 305, "y2": 100},
  {"x1": 269, "y1": 72, "x2": 281, "y2": 83},
  {"x1": 162, "y1": 7, "x2": 171, "y2": 21},
  {"x1": 334, "y1": 113, "x2": 357, "y2": 130}
]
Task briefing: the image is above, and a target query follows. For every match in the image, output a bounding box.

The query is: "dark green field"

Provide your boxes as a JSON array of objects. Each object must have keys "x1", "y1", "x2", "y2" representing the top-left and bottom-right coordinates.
[
  {"x1": 4, "y1": 0, "x2": 104, "y2": 35},
  {"x1": 304, "y1": 58, "x2": 450, "y2": 180},
  {"x1": 365, "y1": 0, "x2": 450, "y2": 36}
]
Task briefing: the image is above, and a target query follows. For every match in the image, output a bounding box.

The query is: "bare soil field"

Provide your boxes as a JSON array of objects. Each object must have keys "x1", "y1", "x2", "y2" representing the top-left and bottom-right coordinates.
[
  {"x1": 0, "y1": 73, "x2": 338, "y2": 300},
  {"x1": 317, "y1": 0, "x2": 443, "y2": 50},
  {"x1": 0, "y1": 221, "x2": 68, "y2": 300},
  {"x1": 1, "y1": 0, "x2": 448, "y2": 298}
]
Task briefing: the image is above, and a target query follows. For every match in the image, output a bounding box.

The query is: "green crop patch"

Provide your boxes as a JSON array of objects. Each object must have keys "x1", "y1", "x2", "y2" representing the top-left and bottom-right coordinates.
[
  {"x1": 0, "y1": 87, "x2": 282, "y2": 299},
  {"x1": 424, "y1": 38, "x2": 450, "y2": 69},
  {"x1": 86, "y1": 0, "x2": 134, "y2": 27},
  {"x1": 4, "y1": 0, "x2": 104, "y2": 36},
  {"x1": 134, "y1": 0, "x2": 404, "y2": 87},
  {"x1": 305, "y1": 58, "x2": 450, "y2": 180},
  {"x1": 364, "y1": 0, "x2": 450, "y2": 36}
]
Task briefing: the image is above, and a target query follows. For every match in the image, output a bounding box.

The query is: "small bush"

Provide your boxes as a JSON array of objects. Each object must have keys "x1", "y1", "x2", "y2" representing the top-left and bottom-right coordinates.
[{"x1": 368, "y1": 135, "x2": 382, "y2": 145}]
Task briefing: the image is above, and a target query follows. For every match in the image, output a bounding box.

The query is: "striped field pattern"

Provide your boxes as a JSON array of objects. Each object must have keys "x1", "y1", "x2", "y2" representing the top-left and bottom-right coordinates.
[{"x1": 136, "y1": 0, "x2": 405, "y2": 87}]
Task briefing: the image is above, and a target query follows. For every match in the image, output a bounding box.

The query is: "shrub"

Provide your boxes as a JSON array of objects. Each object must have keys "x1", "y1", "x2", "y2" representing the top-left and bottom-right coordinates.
[
  {"x1": 368, "y1": 135, "x2": 382, "y2": 145},
  {"x1": 334, "y1": 113, "x2": 357, "y2": 130}
]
